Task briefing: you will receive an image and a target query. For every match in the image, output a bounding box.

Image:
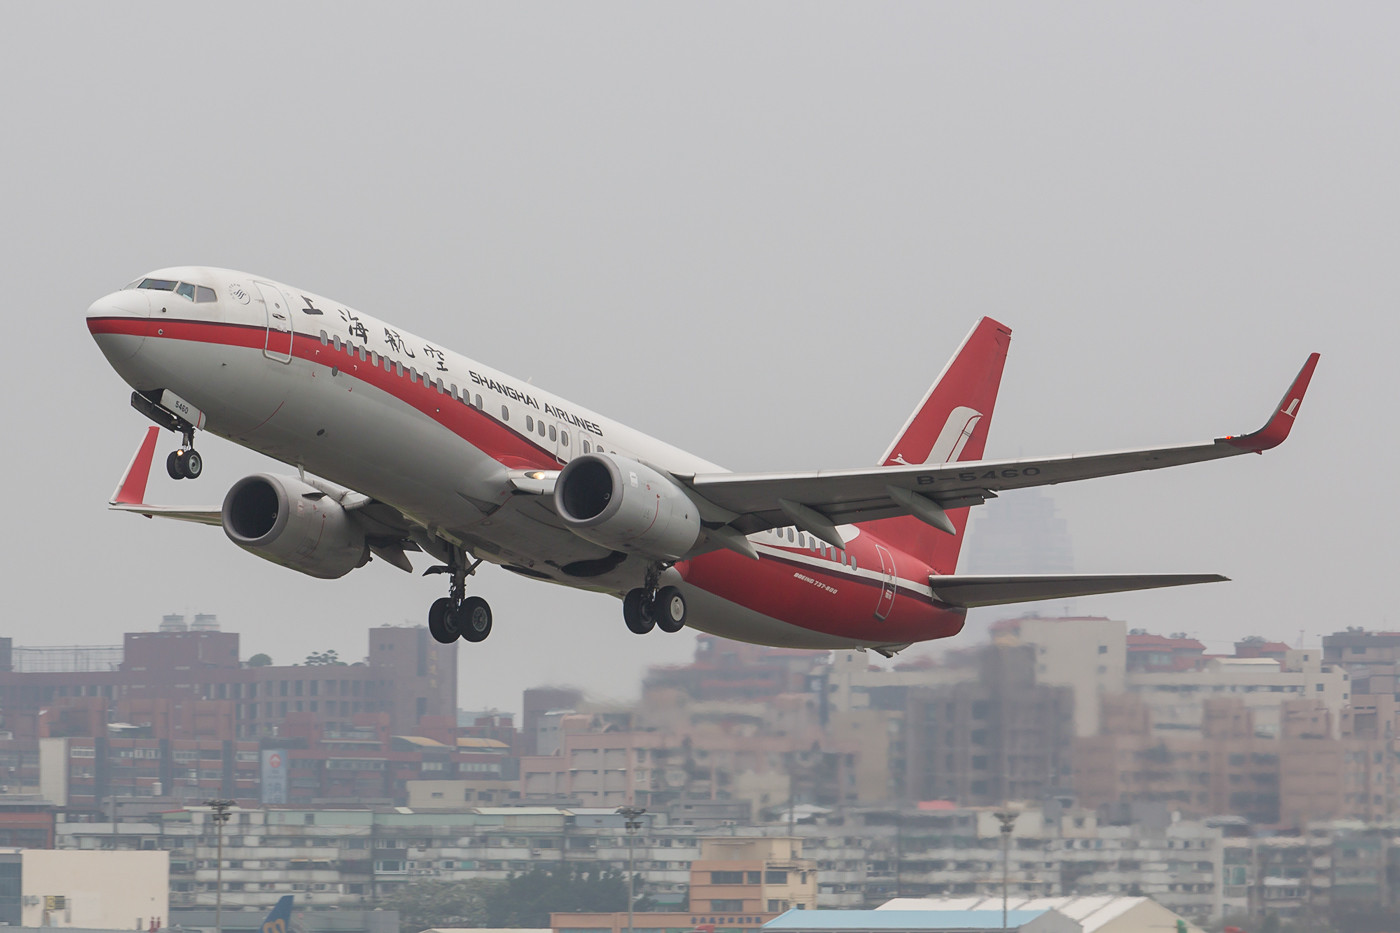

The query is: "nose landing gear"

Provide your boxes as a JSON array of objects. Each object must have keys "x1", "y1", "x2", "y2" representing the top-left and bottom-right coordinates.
[
  {"x1": 427, "y1": 547, "x2": 492, "y2": 644},
  {"x1": 131, "y1": 392, "x2": 206, "y2": 481},
  {"x1": 166, "y1": 439, "x2": 202, "y2": 480}
]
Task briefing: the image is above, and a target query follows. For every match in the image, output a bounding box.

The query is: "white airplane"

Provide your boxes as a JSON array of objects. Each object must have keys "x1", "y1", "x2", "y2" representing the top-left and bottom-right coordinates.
[{"x1": 87, "y1": 268, "x2": 1318, "y2": 654}]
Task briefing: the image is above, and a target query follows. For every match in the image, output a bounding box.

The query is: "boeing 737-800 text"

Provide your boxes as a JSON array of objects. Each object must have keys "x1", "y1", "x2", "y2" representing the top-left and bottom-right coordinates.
[{"x1": 87, "y1": 268, "x2": 1318, "y2": 654}]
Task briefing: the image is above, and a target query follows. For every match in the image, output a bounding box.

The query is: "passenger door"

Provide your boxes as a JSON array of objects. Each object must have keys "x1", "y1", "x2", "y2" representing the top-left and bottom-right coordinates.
[
  {"x1": 254, "y1": 281, "x2": 293, "y2": 363},
  {"x1": 874, "y1": 543, "x2": 897, "y2": 621}
]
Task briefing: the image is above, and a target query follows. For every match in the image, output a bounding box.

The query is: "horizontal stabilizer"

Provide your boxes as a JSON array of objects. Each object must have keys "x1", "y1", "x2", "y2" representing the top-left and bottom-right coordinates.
[{"x1": 927, "y1": 572, "x2": 1227, "y2": 608}]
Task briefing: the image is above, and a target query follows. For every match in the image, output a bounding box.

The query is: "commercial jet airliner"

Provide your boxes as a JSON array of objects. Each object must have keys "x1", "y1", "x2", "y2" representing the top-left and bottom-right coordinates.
[{"x1": 87, "y1": 268, "x2": 1318, "y2": 654}]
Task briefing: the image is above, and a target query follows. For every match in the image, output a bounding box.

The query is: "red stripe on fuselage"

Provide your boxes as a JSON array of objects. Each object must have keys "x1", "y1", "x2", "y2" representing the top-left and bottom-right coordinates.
[{"x1": 91, "y1": 316, "x2": 560, "y2": 471}]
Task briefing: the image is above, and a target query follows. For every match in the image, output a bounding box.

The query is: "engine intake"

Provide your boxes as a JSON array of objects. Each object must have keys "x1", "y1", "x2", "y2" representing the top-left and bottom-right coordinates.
[
  {"x1": 554, "y1": 454, "x2": 701, "y2": 561},
  {"x1": 222, "y1": 474, "x2": 369, "y2": 579}
]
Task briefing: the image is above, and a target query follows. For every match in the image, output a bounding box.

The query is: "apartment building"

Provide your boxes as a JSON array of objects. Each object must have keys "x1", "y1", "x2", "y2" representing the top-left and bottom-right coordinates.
[
  {"x1": 55, "y1": 804, "x2": 702, "y2": 911},
  {"x1": 0, "y1": 623, "x2": 455, "y2": 742},
  {"x1": 902, "y1": 644, "x2": 1074, "y2": 806},
  {"x1": 1127, "y1": 649, "x2": 1349, "y2": 739}
]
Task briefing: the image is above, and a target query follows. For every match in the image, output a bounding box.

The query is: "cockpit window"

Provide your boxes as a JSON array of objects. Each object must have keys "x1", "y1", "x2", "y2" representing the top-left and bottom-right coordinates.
[
  {"x1": 195, "y1": 285, "x2": 217, "y2": 302},
  {"x1": 176, "y1": 283, "x2": 197, "y2": 301},
  {"x1": 138, "y1": 278, "x2": 178, "y2": 291}
]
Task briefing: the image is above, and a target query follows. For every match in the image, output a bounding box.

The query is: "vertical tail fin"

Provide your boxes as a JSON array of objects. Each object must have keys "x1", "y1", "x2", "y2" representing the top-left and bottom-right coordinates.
[
  {"x1": 868, "y1": 317, "x2": 1011, "y2": 571},
  {"x1": 261, "y1": 896, "x2": 294, "y2": 933}
]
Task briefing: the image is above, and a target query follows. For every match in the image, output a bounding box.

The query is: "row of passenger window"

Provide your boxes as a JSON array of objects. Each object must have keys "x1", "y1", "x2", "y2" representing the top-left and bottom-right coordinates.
[
  {"x1": 318, "y1": 330, "x2": 625, "y2": 457},
  {"x1": 125, "y1": 277, "x2": 218, "y2": 302},
  {"x1": 769, "y1": 526, "x2": 858, "y2": 570}
]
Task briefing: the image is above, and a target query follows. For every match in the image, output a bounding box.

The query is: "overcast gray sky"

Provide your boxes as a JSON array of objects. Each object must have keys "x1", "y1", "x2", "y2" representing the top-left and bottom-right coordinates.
[{"x1": 3, "y1": 3, "x2": 1395, "y2": 714}]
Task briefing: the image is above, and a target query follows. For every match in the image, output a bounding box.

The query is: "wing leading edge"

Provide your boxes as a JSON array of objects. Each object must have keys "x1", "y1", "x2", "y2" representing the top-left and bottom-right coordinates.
[{"x1": 679, "y1": 353, "x2": 1319, "y2": 543}]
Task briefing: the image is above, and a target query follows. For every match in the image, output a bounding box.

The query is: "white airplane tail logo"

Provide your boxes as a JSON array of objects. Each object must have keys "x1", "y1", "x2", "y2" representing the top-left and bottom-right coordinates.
[{"x1": 893, "y1": 406, "x2": 983, "y2": 466}]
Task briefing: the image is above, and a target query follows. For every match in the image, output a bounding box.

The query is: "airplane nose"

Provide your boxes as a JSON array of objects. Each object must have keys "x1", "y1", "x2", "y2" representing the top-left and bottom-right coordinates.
[{"x1": 87, "y1": 289, "x2": 152, "y2": 362}]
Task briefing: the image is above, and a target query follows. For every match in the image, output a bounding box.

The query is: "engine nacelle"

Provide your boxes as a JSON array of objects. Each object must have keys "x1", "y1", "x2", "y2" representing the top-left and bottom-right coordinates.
[
  {"x1": 222, "y1": 474, "x2": 369, "y2": 579},
  {"x1": 554, "y1": 454, "x2": 702, "y2": 561}
]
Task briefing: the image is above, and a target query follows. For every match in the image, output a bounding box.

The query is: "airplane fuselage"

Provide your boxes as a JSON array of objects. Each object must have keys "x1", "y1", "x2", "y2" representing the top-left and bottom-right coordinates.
[{"x1": 88, "y1": 267, "x2": 964, "y2": 651}]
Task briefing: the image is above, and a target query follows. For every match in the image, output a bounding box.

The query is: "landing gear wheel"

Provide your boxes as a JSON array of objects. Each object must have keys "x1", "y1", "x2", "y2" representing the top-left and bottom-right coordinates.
[
  {"x1": 654, "y1": 586, "x2": 686, "y2": 633},
  {"x1": 623, "y1": 588, "x2": 655, "y2": 635},
  {"x1": 428, "y1": 597, "x2": 458, "y2": 644},
  {"x1": 166, "y1": 449, "x2": 202, "y2": 480},
  {"x1": 457, "y1": 596, "x2": 493, "y2": 642}
]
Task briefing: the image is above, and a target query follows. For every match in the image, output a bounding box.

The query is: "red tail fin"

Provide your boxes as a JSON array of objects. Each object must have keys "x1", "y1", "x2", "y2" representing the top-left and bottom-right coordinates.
[{"x1": 867, "y1": 317, "x2": 1011, "y2": 572}]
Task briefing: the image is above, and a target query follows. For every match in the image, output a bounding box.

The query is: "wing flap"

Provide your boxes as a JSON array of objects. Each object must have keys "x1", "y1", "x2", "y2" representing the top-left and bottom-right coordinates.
[{"x1": 927, "y1": 572, "x2": 1228, "y2": 608}]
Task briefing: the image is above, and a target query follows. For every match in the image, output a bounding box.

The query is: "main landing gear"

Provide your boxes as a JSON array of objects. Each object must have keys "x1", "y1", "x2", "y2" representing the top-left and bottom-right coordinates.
[
  {"x1": 623, "y1": 565, "x2": 687, "y2": 636},
  {"x1": 427, "y1": 548, "x2": 492, "y2": 645}
]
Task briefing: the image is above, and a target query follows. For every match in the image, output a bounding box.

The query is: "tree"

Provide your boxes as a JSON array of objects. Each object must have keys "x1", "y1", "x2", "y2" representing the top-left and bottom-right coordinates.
[
  {"x1": 484, "y1": 865, "x2": 627, "y2": 928},
  {"x1": 303, "y1": 649, "x2": 346, "y2": 666},
  {"x1": 377, "y1": 879, "x2": 498, "y2": 931},
  {"x1": 247, "y1": 653, "x2": 273, "y2": 667}
]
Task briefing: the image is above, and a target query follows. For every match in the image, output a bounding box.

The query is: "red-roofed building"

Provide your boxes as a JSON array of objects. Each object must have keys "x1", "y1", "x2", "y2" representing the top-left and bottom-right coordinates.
[
  {"x1": 1126, "y1": 632, "x2": 1207, "y2": 673},
  {"x1": 1235, "y1": 636, "x2": 1291, "y2": 661}
]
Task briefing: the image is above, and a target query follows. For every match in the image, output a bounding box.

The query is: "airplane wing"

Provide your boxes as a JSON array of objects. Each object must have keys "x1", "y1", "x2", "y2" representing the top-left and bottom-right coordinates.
[
  {"x1": 108, "y1": 427, "x2": 422, "y2": 570},
  {"x1": 679, "y1": 353, "x2": 1318, "y2": 547}
]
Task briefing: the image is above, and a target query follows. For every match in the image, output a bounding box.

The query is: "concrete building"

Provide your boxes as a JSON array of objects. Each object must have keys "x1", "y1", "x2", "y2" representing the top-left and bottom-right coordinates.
[
  {"x1": 963, "y1": 488, "x2": 1075, "y2": 577},
  {"x1": 1126, "y1": 649, "x2": 1349, "y2": 739},
  {"x1": 552, "y1": 835, "x2": 813, "y2": 933},
  {"x1": 902, "y1": 644, "x2": 1074, "y2": 806},
  {"x1": 989, "y1": 616, "x2": 1126, "y2": 739},
  {"x1": 0, "y1": 849, "x2": 168, "y2": 929},
  {"x1": 1125, "y1": 632, "x2": 1206, "y2": 674},
  {"x1": 691, "y1": 837, "x2": 818, "y2": 914},
  {"x1": 0, "y1": 624, "x2": 456, "y2": 743},
  {"x1": 54, "y1": 804, "x2": 702, "y2": 911}
]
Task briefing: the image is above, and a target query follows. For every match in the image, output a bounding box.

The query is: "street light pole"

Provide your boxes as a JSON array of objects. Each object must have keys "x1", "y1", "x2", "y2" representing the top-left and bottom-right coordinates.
[
  {"x1": 616, "y1": 807, "x2": 646, "y2": 933},
  {"x1": 205, "y1": 799, "x2": 235, "y2": 933},
  {"x1": 993, "y1": 810, "x2": 1017, "y2": 932}
]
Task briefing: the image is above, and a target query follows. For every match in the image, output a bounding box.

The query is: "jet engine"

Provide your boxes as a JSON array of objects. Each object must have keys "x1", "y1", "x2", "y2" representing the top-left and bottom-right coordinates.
[
  {"x1": 554, "y1": 454, "x2": 701, "y2": 561},
  {"x1": 222, "y1": 474, "x2": 369, "y2": 579}
]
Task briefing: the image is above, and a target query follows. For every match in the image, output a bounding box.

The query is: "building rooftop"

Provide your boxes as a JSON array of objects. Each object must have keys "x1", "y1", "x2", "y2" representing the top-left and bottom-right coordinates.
[
  {"x1": 877, "y1": 897, "x2": 1154, "y2": 932},
  {"x1": 764, "y1": 910, "x2": 1048, "y2": 932}
]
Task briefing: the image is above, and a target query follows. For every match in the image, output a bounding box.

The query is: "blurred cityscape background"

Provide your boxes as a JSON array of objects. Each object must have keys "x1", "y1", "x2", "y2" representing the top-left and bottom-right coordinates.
[{"x1": 0, "y1": 495, "x2": 1390, "y2": 933}]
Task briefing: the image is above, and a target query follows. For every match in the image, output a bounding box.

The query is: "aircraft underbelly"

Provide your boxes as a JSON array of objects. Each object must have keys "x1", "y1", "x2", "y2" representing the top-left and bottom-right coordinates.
[{"x1": 125, "y1": 337, "x2": 292, "y2": 437}]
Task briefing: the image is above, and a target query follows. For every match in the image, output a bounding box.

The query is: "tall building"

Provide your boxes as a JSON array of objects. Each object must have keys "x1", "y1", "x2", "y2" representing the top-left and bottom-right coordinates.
[
  {"x1": 963, "y1": 488, "x2": 1073, "y2": 575},
  {"x1": 902, "y1": 643, "x2": 1074, "y2": 805},
  {"x1": 990, "y1": 615, "x2": 1127, "y2": 737}
]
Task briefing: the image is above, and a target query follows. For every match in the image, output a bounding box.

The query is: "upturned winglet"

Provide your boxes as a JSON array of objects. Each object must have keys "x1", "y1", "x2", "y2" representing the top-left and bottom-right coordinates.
[
  {"x1": 110, "y1": 426, "x2": 161, "y2": 505},
  {"x1": 1222, "y1": 352, "x2": 1319, "y2": 453}
]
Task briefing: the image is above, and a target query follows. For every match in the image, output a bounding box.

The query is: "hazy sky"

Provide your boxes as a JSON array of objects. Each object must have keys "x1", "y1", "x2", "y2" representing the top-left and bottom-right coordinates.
[{"x1": 3, "y1": 4, "x2": 1395, "y2": 714}]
